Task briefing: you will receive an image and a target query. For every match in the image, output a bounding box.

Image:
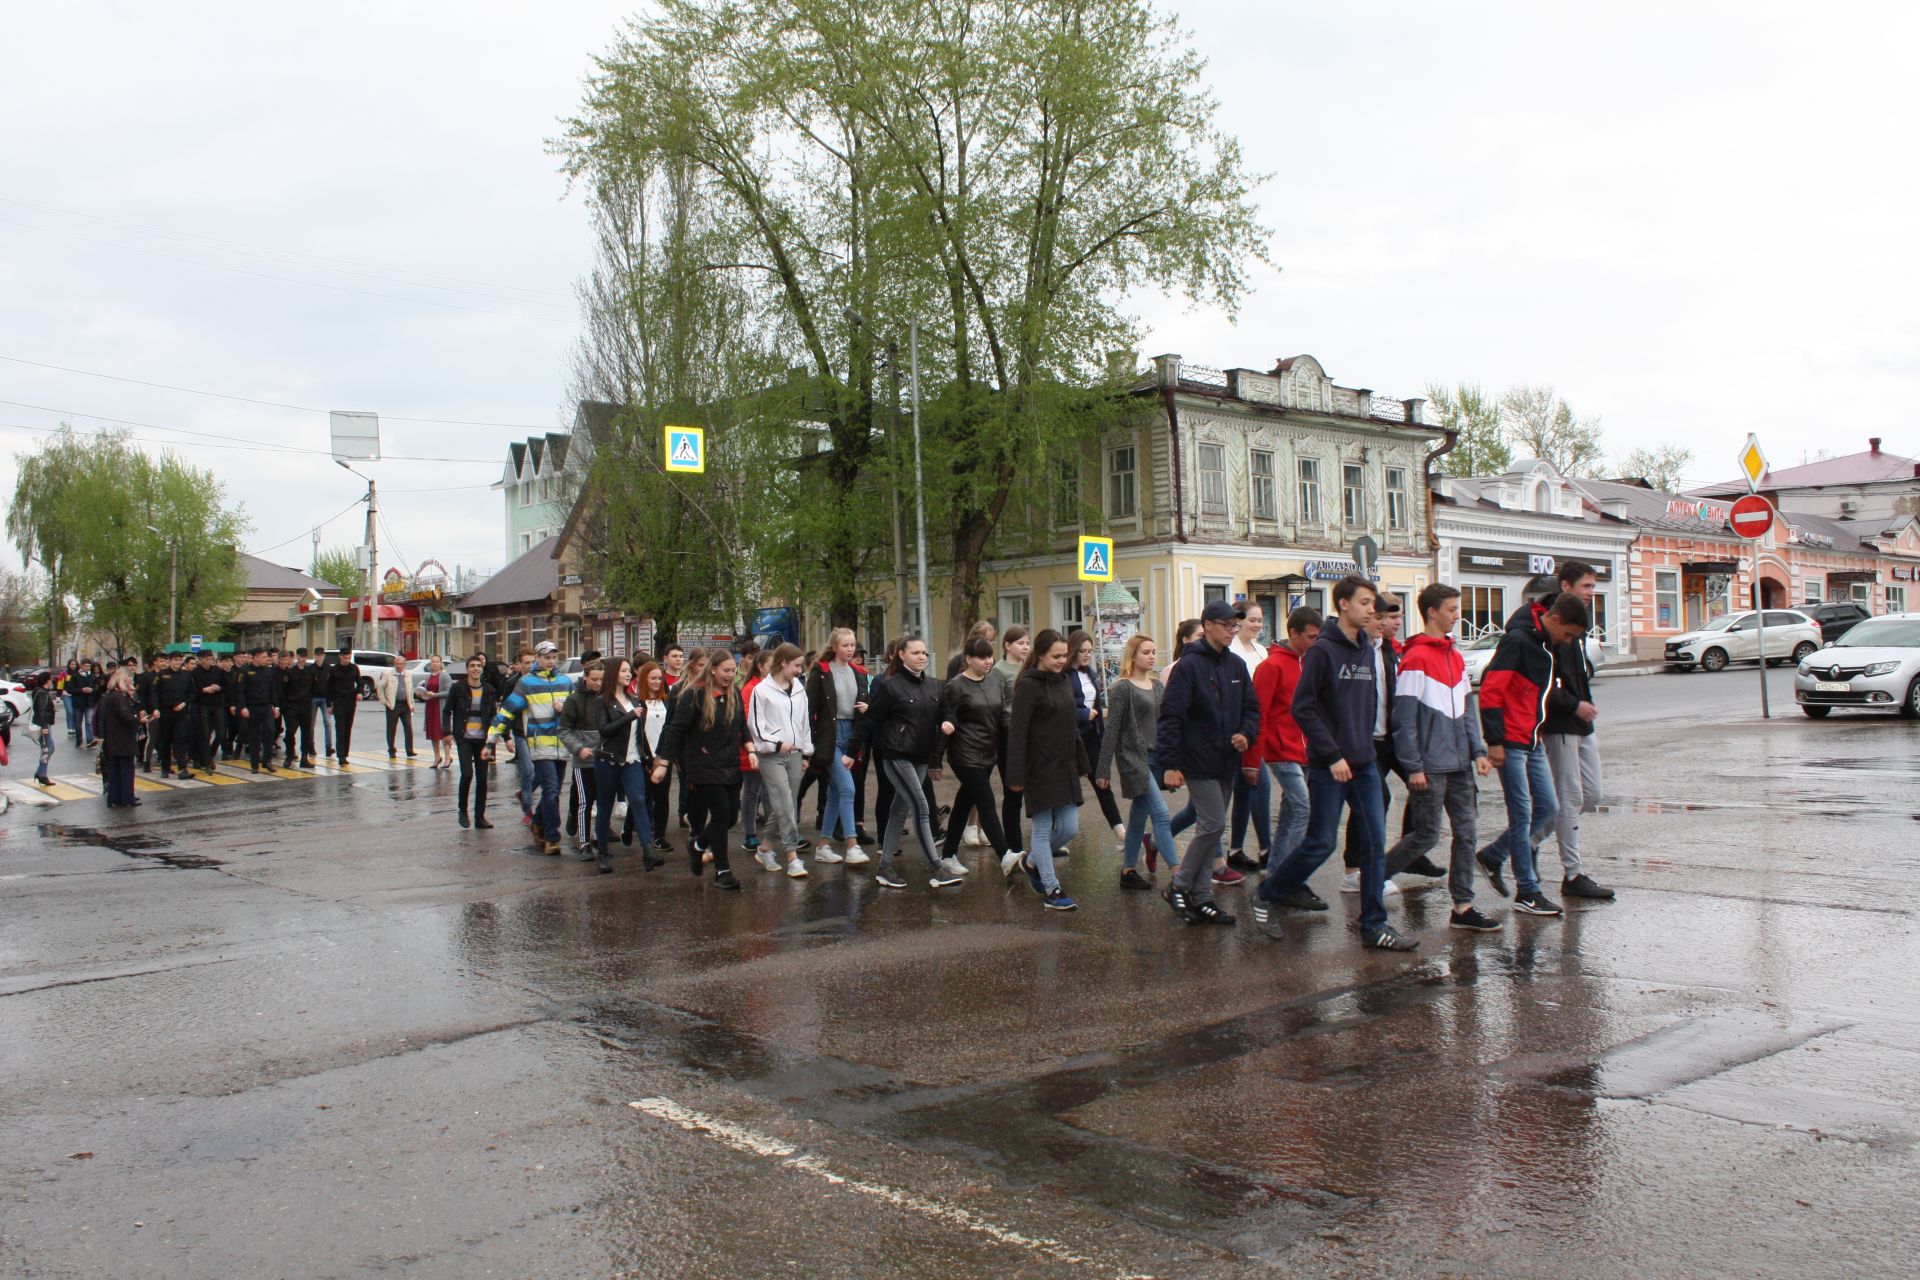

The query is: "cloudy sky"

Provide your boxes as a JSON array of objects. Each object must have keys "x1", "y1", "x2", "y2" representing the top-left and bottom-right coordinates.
[{"x1": 4, "y1": 1, "x2": 1916, "y2": 584}]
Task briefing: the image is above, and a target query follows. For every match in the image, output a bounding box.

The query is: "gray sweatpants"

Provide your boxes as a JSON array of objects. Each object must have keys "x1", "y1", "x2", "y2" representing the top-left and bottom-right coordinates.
[
  {"x1": 1384, "y1": 770, "x2": 1480, "y2": 904},
  {"x1": 1172, "y1": 777, "x2": 1230, "y2": 904},
  {"x1": 1542, "y1": 732, "x2": 1600, "y2": 878},
  {"x1": 757, "y1": 750, "x2": 806, "y2": 852}
]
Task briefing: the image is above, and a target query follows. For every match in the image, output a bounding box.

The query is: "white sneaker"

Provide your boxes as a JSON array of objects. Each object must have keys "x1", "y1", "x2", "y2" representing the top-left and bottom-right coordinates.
[
  {"x1": 755, "y1": 849, "x2": 781, "y2": 873},
  {"x1": 814, "y1": 845, "x2": 844, "y2": 864},
  {"x1": 1339, "y1": 869, "x2": 1399, "y2": 897},
  {"x1": 785, "y1": 857, "x2": 808, "y2": 879},
  {"x1": 1113, "y1": 822, "x2": 1127, "y2": 840},
  {"x1": 1000, "y1": 849, "x2": 1026, "y2": 881},
  {"x1": 963, "y1": 822, "x2": 985, "y2": 847},
  {"x1": 843, "y1": 844, "x2": 870, "y2": 866}
]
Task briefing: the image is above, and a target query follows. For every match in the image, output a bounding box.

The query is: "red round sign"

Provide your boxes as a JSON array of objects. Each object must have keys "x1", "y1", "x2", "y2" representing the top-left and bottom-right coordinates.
[{"x1": 1728, "y1": 493, "x2": 1775, "y2": 540}]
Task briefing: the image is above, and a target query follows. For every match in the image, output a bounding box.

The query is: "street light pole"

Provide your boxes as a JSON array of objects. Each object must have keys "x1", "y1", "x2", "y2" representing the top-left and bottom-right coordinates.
[{"x1": 909, "y1": 319, "x2": 931, "y2": 644}]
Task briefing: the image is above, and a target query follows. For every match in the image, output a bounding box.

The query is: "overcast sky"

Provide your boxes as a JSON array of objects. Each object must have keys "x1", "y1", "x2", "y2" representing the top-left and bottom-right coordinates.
[{"x1": 5, "y1": 1, "x2": 1916, "y2": 584}]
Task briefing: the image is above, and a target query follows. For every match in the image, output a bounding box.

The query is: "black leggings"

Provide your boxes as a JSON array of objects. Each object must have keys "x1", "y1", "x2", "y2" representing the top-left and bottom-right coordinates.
[
  {"x1": 942, "y1": 763, "x2": 1008, "y2": 859},
  {"x1": 628, "y1": 768, "x2": 670, "y2": 842},
  {"x1": 689, "y1": 781, "x2": 740, "y2": 872},
  {"x1": 457, "y1": 738, "x2": 489, "y2": 814},
  {"x1": 1079, "y1": 727, "x2": 1124, "y2": 829},
  {"x1": 998, "y1": 741, "x2": 1025, "y2": 852}
]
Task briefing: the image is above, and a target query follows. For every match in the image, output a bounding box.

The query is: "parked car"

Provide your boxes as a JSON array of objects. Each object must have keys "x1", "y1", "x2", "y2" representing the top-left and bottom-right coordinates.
[
  {"x1": 1461, "y1": 631, "x2": 1605, "y2": 687},
  {"x1": 1794, "y1": 613, "x2": 1920, "y2": 718},
  {"x1": 1804, "y1": 601, "x2": 1872, "y2": 643},
  {"x1": 0, "y1": 677, "x2": 31, "y2": 725},
  {"x1": 350, "y1": 650, "x2": 400, "y2": 700},
  {"x1": 1663, "y1": 609, "x2": 1822, "y2": 672}
]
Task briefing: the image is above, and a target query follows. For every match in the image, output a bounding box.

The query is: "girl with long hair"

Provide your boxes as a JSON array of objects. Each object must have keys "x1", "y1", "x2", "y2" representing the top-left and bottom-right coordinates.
[
  {"x1": 748, "y1": 643, "x2": 812, "y2": 877},
  {"x1": 994, "y1": 625, "x2": 1032, "y2": 854},
  {"x1": 1067, "y1": 629, "x2": 1126, "y2": 838},
  {"x1": 652, "y1": 648, "x2": 750, "y2": 889},
  {"x1": 803, "y1": 627, "x2": 871, "y2": 864},
  {"x1": 592, "y1": 656, "x2": 666, "y2": 874},
  {"x1": 447, "y1": 654, "x2": 500, "y2": 828},
  {"x1": 625, "y1": 660, "x2": 673, "y2": 851},
  {"x1": 1096, "y1": 634, "x2": 1178, "y2": 890},
  {"x1": 848, "y1": 636, "x2": 962, "y2": 890},
  {"x1": 934, "y1": 635, "x2": 1011, "y2": 868},
  {"x1": 1002, "y1": 629, "x2": 1086, "y2": 910}
]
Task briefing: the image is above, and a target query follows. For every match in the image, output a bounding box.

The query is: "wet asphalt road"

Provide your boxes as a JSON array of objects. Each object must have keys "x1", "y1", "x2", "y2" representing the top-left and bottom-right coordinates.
[{"x1": 2, "y1": 670, "x2": 1916, "y2": 1278}]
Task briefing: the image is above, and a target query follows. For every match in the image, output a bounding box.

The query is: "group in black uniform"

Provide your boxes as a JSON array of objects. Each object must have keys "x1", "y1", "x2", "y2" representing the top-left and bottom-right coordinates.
[{"x1": 131, "y1": 646, "x2": 368, "y2": 778}]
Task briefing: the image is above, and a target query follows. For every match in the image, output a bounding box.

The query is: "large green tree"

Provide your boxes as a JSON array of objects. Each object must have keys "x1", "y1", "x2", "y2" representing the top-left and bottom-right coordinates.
[
  {"x1": 310, "y1": 545, "x2": 362, "y2": 596},
  {"x1": 8, "y1": 426, "x2": 249, "y2": 656},
  {"x1": 562, "y1": 0, "x2": 1267, "y2": 638},
  {"x1": 1427, "y1": 382, "x2": 1512, "y2": 478}
]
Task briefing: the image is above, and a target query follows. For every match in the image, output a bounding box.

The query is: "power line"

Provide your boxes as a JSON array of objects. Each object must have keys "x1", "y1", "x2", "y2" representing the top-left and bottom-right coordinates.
[
  {"x1": 244, "y1": 497, "x2": 365, "y2": 556},
  {"x1": 0, "y1": 215, "x2": 578, "y2": 326},
  {"x1": 0, "y1": 353, "x2": 558, "y2": 429},
  {"x1": 0, "y1": 195, "x2": 575, "y2": 302}
]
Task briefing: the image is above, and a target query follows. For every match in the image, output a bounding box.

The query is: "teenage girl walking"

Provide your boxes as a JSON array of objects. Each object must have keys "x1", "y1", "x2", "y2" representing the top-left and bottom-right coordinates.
[{"x1": 1003, "y1": 629, "x2": 1087, "y2": 911}]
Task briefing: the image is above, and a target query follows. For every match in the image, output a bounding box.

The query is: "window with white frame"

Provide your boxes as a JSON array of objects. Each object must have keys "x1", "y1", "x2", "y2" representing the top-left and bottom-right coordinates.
[
  {"x1": 1197, "y1": 442, "x2": 1227, "y2": 515},
  {"x1": 1889, "y1": 585, "x2": 1908, "y2": 612},
  {"x1": 1654, "y1": 569, "x2": 1681, "y2": 630},
  {"x1": 519, "y1": 531, "x2": 533, "y2": 553},
  {"x1": 1120, "y1": 579, "x2": 1145, "y2": 629},
  {"x1": 1296, "y1": 457, "x2": 1321, "y2": 524},
  {"x1": 1385, "y1": 467, "x2": 1409, "y2": 531},
  {"x1": 1591, "y1": 592, "x2": 1610, "y2": 643},
  {"x1": 1804, "y1": 578, "x2": 1822, "y2": 604},
  {"x1": 1052, "y1": 587, "x2": 1085, "y2": 630},
  {"x1": 1202, "y1": 581, "x2": 1230, "y2": 607},
  {"x1": 1053, "y1": 457, "x2": 1079, "y2": 526},
  {"x1": 1851, "y1": 581, "x2": 1870, "y2": 603},
  {"x1": 1107, "y1": 444, "x2": 1137, "y2": 519},
  {"x1": 518, "y1": 481, "x2": 531, "y2": 507},
  {"x1": 996, "y1": 591, "x2": 1031, "y2": 629},
  {"x1": 1463, "y1": 585, "x2": 1505, "y2": 637},
  {"x1": 1250, "y1": 449, "x2": 1277, "y2": 520},
  {"x1": 904, "y1": 597, "x2": 923, "y2": 635},
  {"x1": 1342, "y1": 463, "x2": 1365, "y2": 527}
]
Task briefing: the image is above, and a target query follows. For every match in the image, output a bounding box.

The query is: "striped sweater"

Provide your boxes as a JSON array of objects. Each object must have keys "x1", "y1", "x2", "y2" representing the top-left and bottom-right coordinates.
[
  {"x1": 487, "y1": 664, "x2": 574, "y2": 761},
  {"x1": 1390, "y1": 634, "x2": 1487, "y2": 774}
]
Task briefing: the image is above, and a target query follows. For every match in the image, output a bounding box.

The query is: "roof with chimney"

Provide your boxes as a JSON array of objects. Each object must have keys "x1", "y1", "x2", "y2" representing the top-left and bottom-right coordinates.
[{"x1": 1689, "y1": 438, "x2": 1919, "y2": 497}]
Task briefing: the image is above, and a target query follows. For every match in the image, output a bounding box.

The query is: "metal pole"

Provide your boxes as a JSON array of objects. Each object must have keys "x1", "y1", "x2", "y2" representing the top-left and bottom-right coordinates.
[
  {"x1": 1753, "y1": 551, "x2": 1770, "y2": 719},
  {"x1": 168, "y1": 538, "x2": 178, "y2": 645},
  {"x1": 910, "y1": 319, "x2": 931, "y2": 644},
  {"x1": 365, "y1": 480, "x2": 380, "y2": 653},
  {"x1": 887, "y1": 349, "x2": 909, "y2": 632}
]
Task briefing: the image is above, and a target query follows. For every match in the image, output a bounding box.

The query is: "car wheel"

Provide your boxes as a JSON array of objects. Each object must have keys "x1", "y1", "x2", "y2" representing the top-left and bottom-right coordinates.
[
  {"x1": 1791, "y1": 642, "x2": 1816, "y2": 664},
  {"x1": 1903, "y1": 677, "x2": 1920, "y2": 721},
  {"x1": 359, "y1": 678, "x2": 374, "y2": 701},
  {"x1": 1802, "y1": 705, "x2": 1831, "y2": 718},
  {"x1": 1701, "y1": 647, "x2": 1729, "y2": 673}
]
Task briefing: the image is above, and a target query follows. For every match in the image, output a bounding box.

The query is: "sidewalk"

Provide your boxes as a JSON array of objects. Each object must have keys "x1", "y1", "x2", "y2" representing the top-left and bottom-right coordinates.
[{"x1": 1595, "y1": 660, "x2": 1666, "y2": 679}]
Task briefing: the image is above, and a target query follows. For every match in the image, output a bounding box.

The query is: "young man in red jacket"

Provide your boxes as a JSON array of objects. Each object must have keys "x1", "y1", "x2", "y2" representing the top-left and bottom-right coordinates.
[
  {"x1": 1249, "y1": 607, "x2": 1323, "y2": 915},
  {"x1": 1477, "y1": 592, "x2": 1591, "y2": 918}
]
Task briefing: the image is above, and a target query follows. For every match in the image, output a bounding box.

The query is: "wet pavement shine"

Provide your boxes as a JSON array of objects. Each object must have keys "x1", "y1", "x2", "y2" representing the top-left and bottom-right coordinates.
[{"x1": 3, "y1": 669, "x2": 1916, "y2": 1278}]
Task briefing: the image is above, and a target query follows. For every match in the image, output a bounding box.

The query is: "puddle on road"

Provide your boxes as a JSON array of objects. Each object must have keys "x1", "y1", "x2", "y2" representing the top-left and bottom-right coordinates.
[{"x1": 35, "y1": 823, "x2": 226, "y2": 870}]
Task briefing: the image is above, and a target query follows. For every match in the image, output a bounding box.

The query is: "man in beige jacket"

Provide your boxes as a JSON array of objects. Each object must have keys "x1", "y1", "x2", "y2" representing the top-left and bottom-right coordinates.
[{"x1": 376, "y1": 664, "x2": 417, "y2": 759}]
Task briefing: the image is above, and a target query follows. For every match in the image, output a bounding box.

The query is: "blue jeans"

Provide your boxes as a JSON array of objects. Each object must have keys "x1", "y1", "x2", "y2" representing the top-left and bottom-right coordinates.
[
  {"x1": 1260, "y1": 763, "x2": 1388, "y2": 933},
  {"x1": 63, "y1": 692, "x2": 75, "y2": 737},
  {"x1": 594, "y1": 759, "x2": 653, "y2": 853},
  {"x1": 1230, "y1": 762, "x2": 1273, "y2": 854},
  {"x1": 35, "y1": 728, "x2": 56, "y2": 781},
  {"x1": 1121, "y1": 776, "x2": 1176, "y2": 870},
  {"x1": 513, "y1": 731, "x2": 535, "y2": 815},
  {"x1": 1485, "y1": 746, "x2": 1553, "y2": 897},
  {"x1": 530, "y1": 758, "x2": 564, "y2": 841},
  {"x1": 1266, "y1": 762, "x2": 1309, "y2": 866},
  {"x1": 824, "y1": 720, "x2": 857, "y2": 840},
  {"x1": 1028, "y1": 802, "x2": 1078, "y2": 894},
  {"x1": 312, "y1": 696, "x2": 334, "y2": 755}
]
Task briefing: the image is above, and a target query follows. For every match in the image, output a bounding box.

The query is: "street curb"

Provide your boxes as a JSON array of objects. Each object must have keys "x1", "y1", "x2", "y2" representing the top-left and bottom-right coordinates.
[{"x1": 1594, "y1": 664, "x2": 1666, "y2": 679}]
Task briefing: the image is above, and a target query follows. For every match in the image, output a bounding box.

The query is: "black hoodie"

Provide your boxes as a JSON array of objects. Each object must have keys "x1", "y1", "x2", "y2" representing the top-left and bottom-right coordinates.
[{"x1": 1291, "y1": 623, "x2": 1380, "y2": 770}]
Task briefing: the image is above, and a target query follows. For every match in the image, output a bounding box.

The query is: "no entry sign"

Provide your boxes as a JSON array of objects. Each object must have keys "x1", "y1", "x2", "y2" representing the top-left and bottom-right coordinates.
[{"x1": 1728, "y1": 493, "x2": 1775, "y2": 540}]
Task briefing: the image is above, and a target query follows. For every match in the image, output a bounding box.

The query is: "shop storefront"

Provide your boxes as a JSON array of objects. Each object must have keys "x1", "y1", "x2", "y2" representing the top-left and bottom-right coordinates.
[{"x1": 1449, "y1": 545, "x2": 1618, "y2": 641}]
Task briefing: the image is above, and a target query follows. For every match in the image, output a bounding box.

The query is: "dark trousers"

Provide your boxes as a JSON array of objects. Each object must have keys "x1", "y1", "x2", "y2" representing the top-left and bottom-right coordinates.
[
  {"x1": 688, "y1": 781, "x2": 740, "y2": 872},
  {"x1": 1079, "y1": 727, "x2": 1123, "y2": 829},
  {"x1": 998, "y1": 739, "x2": 1025, "y2": 853},
  {"x1": 247, "y1": 709, "x2": 279, "y2": 767},
  {"x1": 332, "y1": 698, "x2": 357, "y2": 760},
  {"x1": 1345, "y1": 736, "x2": 1409, "y2": 869},
  {"x1": 225, "y1": 706, "x2": 245, "y2": 755},
  {"x1": 457, "y1": 737, "x2": 489, "y2": 815},
  {"x1": 1385, "y1": 769, "x2": 1480, "y2": 905},
  {"x1": 283, "y1": 703, "x2": 313, "y2": 760},
  {"x1": 159, "y1": 711, "x2": 191, "y2": 772},
  {"x1": 104, "y1": 754, "x2": 137, "y2": 806},
  {"x1": 385, "y1": 702, "x2": 414, "y2": 754},
  {"x1": 568, "y1": 760, "x2": 599, "y2": 837},
  {"x1": 195, "y1": 705, "x2": 221, "y2": 768},
  {"x1": 942, "y1": 763, "x2": 1008, "y2": 858}
]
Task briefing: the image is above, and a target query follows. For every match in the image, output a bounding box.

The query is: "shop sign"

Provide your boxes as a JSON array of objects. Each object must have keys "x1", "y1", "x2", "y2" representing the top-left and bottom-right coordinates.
[
  {"x1": 1302, "y1": 559, "x2": 1381, "y2": 582},
  {"x1": 413, "y1": 558, "x2": 449, "y2": 589},
  {"x1": 1893, "y1": 566, "x2": 1914, "y2": 581},
  {"x1": 1456, "y1": 547, "x2": 1610, "y2": 580},
  {"x1": 1666, "y1": 498, "x2": 1728, "y2": 525},
  {"x1": 1789, "y1": 526, "x2": 1835, "y2": 548},
  {"x1": 380, "y1": 567, "x2": 407, "y2": 596},
  {"x1": 560, "y1": 573, "x2": 583, "y2": 587}
]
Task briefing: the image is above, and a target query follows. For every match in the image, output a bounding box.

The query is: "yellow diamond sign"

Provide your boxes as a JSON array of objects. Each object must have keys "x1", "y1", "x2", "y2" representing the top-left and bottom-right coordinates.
[{"x1": 1737, "y1": 435, "x2": 1769, "y2": 493}]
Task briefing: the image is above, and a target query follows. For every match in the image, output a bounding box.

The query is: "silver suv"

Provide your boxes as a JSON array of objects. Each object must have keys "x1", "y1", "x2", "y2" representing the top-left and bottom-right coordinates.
[
  {"x1": 1794, "y1": 613, "x2": 1920, "y2": 718},
  {"x1": 1663, "y1": 609, "x2": 1822, "y2": 673}
]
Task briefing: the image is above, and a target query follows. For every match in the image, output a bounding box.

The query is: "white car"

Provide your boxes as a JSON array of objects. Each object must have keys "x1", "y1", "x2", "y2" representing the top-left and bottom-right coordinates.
[
  {"x1": 1662, "y1": 609, "x2": 1822, "y2": 673},
  {"x1": 0, "y1": 679, "x2": 30, "y2": 727},
  {"x1": 1461, "y1": 631, "x2": 1604, "y2": 687},
  {"x1": 1794, "y1": 612, "x2": 1920, "y2": 718}
]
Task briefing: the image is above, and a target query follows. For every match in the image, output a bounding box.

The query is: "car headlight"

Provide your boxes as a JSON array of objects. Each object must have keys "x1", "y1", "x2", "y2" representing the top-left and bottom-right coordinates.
[
  {"x1": 1863, "y1": 661, "x2": 1900, "y2": 677},
  {"x1": 1798, "y1": 661, "x2": 1812, "y2": 676}
]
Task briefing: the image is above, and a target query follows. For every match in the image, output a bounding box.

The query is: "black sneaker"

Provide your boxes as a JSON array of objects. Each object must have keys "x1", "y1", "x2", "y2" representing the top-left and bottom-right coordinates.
[
  {"x1": 1249, "y1": 895, "x2": 1274, "y2": 927},
  {"x1": 1364, "y1": 926, "x2": 1419, "y2": 951},
  {"x1": 1119, "y1": 868, "x2": 1153, "y2": 891},
  {"x1": 1226, "y1": 849, "x2": 1260, "y2": 873},
  {"x1": 1284, "y1": 885, "x2": 1329, "y2": 911},
  {"x1": 1477, "y1": 850, "x2": 1509, "y2": 898},
  {"x1": 1450, "y1": 906, "x2": 1501, "y2": 931},
  {"x1": 1513, "y1": 890, "x2": 1563, "y2": 917},
  {"x1": 714, "y1": 869, "x2": 742, "y2": 891},
  {"x1": 874, "y1": 869, "x2": 907, "y2": 889},
  {"x1": 1405, "y1": 855, "x2": 1447, "y2": 878},
  {"x1": 1562, "y1": 874, "x2": 1615, "y2": 900},
  {"x1": 1187, "y1": 901, "x2": 1235, "y2": 927},
  {"x1": 1163, "y1": 885, "x2": 1191, "y2": 916}
]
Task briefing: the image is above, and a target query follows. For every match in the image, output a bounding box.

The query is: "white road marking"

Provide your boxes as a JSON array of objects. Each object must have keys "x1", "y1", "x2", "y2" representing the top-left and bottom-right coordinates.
[
  {"x1": 0, "y1": 781, "x2": 58, "y2": 806},
  {"x1": 629, "y1": 1097, "x2": 1151, "y2": 1278}
]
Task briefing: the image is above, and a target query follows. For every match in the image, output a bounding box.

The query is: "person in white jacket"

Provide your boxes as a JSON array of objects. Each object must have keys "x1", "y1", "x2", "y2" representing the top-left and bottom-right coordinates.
[
  {"x1": 376, "y1": 664, "x2": 417, "y2": 758},
  {"x1": 748, "y1": 643, "x2": 814, "y2": 876}
]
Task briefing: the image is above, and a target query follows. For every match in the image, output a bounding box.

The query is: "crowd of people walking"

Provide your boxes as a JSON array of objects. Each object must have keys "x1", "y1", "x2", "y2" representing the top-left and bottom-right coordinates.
[{"x1": 18, "y1": 560, "x2": 1618, "y2": 947}]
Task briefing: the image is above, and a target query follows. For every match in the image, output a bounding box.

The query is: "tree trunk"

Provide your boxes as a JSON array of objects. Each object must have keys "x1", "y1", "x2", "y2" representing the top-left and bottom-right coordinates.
[{"x1": 948, "y1": 510, "x2": 994, "y2": 645}]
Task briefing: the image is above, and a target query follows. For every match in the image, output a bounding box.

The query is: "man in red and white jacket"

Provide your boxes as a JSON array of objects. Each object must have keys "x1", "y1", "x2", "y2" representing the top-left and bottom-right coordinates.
[{"x1": 1248, "y1": 606, "x2": 1323, "y2": 913}]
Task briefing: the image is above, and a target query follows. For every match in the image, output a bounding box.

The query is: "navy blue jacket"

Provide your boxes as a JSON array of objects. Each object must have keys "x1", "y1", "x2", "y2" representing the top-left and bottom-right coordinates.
[
  {"x1": 1291, "y1": 624, "x2": 1381, "y2": 770},
  {"x1": 1154, "y1": 640, "x2": 1260, "y2": 781}
]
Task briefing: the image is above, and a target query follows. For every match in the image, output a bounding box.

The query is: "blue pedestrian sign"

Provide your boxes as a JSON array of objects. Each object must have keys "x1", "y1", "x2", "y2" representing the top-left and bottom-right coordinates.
[
  {"x1": 189, "y1": 634, "x2": 203, "y2": 650},
  {"x1": 664, "y1": 425, "x2": 705, "y2": 474},
  {"x1": 1077, "y1": 535, "x2": 1114, "y2": 582}
]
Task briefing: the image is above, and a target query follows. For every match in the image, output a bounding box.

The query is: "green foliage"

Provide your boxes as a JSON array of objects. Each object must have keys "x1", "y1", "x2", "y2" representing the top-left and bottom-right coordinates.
[
  {"x1": 1427, "y1": 382, "x2": 1512, "y2": 478},
  {"x1": 0, "y1": 565, "x2": 49, "y2": 665},
  {"x1": 1614, "y1": 443, "x2": 1693, "y2": 494},
  {"x1": 7, "y1": 426, "x2": 249, "y2": 655},
  {"x1": 310, "y1": 545, "x2": 362, "y2": 596}
]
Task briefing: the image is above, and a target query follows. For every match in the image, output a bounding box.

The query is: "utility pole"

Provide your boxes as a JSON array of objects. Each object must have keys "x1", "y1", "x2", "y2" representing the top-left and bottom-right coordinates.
[
  {"x1": 909, "y1": 319, "x2": 931, "y2": 645},
  {"x1": 167, "y1": 539, "x2": 178, "y2": 646},
  {"x1": 885, "y1": 345, "x2": 909, "y2": 632},
  {"x1": 364, "y1": 479, "x2": 380, "y2": 653}
]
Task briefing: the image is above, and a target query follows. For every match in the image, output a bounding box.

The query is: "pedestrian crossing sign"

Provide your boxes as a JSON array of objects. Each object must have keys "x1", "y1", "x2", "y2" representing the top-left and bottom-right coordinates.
[
  {"x1": 1077, "y1": 535, "x2": 1114, "y2": 582},
  {"x1": 664, "y1": 425, "x2": 705, "y2": 474}
]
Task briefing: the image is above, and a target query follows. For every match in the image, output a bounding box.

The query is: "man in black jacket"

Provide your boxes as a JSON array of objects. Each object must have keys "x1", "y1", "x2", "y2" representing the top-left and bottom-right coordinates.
[
  {"x1": 241, "y1": 647, "x2": 282, "y2": 773},
  {"x1": 281, "y1": 650, "x2": 315, "y2": 767},
  {"x1": 1531, "y1": 562, "x2": 1612, "y2": 901},
  {"x1": 155, "y1": 654, "x2": 196, "y2": 778},
  {"x1": 192, "y1": 650, "x2": 225, "y2": 772},
  {"x1": 222, "y1": 652, "x2": 250, "y2": 759},
  {"x1": 130, "y1": 655, "x2": 156, "y2": 770},
  {"x1": 327, "y1": 648, "x2": 361, "y2": 764}
]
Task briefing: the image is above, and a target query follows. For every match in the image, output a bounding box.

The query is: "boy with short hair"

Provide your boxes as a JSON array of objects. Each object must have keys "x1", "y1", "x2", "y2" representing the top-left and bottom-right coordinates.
[{"x1": 1384, "y1": 585, "x2": 1499, "y2": 930}]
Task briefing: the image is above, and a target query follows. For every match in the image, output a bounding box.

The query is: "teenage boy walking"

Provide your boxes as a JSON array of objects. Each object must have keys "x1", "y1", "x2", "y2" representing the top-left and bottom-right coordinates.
[
  {"x1": 1477, "y1": 592, "x2": 1592, "y2": 917},
  {"x1": 1382, "y1": 585, "x2": 1500, "y2": 931},
  {"x1": 1247, "y1": 607, "x2": 1324, "y2": 915},
  {"x1": 1255, "y1": 575, "x2": 1414, "y2": 951},
  {"x1": 1534, "y1": 561, "x2": 1614, "y2": 900}
]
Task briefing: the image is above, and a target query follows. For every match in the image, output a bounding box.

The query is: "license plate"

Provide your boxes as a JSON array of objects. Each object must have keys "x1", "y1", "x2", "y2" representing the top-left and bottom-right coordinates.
[{"x1": 1814, "y1": 681, "x2": 1850, "y2": 692}]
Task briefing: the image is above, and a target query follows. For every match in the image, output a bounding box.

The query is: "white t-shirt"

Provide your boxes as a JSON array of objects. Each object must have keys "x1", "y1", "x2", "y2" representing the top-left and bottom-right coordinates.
[
  {"x1": 1228, "y1": 635, "x2": 1265, "y2": 680},
  {"x1": 1372, "y1": 643, "x2": 1389, "y2": 739}
]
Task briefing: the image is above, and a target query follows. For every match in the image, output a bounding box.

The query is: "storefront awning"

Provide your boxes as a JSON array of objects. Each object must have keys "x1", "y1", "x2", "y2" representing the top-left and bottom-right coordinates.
[
  {"x1": 1681, "y1": 560, "x2": 1739, "y2": 575},
  {"x1": 1826, "y1": 569, "x2": 1879, "y2": 584}
]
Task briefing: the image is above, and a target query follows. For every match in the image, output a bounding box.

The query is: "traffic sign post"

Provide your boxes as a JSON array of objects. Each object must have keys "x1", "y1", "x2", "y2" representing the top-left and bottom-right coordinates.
[
  {"x1": 1079, "y1": 537, "x2": 1115, "y2": 692},
  {"x1": 1730, "y1": 467, "x2": 1776, "y2": 718},
  {"x1": 1351, "y1": 535, "x2": 1379, "y2": 577},
  {"x1": 664, "y1": 425, "x2": 706, "y2": 474}
]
